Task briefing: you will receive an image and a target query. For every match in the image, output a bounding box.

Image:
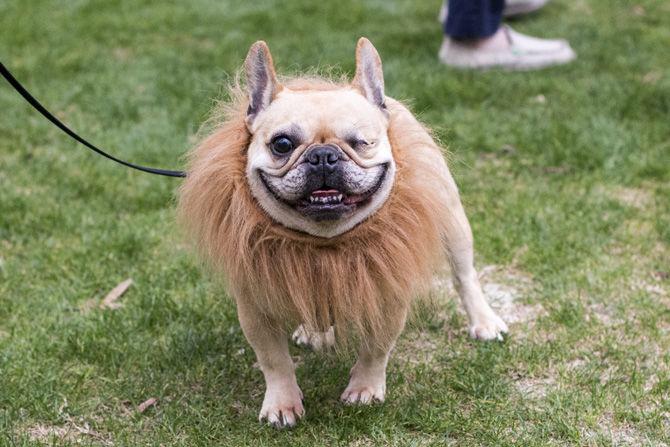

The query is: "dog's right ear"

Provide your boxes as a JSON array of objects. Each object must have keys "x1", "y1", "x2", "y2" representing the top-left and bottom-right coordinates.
[{"x1": 244, "y1": 41, "x2": 280, "y2": 126}]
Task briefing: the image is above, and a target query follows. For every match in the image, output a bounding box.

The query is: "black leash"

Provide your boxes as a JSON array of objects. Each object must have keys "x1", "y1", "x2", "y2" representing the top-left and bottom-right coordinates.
[{"x1": 0, "y1": 62, "x2": 186, "y2": 178}]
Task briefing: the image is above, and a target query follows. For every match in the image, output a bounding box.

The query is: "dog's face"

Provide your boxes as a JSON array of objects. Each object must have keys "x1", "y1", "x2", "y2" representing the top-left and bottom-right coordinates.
[{"x1": 243, "y1": 39, "x2": 396, "y2": 238}]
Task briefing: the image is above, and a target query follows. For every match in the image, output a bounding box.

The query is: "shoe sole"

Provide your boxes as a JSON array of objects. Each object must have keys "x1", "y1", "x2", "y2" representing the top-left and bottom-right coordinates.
[{"x1": 439, "y1": 48, "x2": 576, "y2": 71}]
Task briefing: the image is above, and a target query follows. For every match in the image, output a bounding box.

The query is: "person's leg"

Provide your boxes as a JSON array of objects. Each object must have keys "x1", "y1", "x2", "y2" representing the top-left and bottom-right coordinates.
[{"x1": 444, "y1": 0, "x2": 504, "y2": 39}]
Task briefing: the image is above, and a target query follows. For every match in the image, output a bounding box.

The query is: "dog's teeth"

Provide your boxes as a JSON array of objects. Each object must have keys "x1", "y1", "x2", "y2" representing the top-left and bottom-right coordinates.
[{"x1": 309, "y1": 192, "x2": 344, "y2": 205}]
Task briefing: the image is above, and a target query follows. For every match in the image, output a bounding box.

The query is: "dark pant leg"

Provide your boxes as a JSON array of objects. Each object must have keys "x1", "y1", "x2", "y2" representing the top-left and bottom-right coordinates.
[{"x1": 444, "y1": 0, "x2": 505, "y2": 39}]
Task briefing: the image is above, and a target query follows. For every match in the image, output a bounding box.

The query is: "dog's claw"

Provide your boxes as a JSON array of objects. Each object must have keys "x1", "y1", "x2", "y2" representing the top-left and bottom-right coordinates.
[{"x1": 260, "y1": 405, "x2": 303, "y2": 429}]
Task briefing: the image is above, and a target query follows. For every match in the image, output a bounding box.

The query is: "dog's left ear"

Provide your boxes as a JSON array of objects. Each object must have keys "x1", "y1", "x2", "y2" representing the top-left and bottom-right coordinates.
[
  {"x1": 352, "y1": 37, "x2": 386, "y2": 111},
  {"x1": 244, "y1": 41, "x2": 281, "y2": 126}
]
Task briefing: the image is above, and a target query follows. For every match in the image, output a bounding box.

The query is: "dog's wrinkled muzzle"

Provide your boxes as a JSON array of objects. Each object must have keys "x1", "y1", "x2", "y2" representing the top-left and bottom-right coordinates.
[{"x1": 302, "y1": 144, "x2": 347, "y2": 192}]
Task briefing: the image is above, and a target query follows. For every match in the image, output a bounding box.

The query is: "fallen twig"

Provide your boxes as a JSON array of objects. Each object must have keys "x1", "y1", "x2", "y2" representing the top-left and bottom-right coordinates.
[
  {"x1": 137, "y1": 397, "x2": 157, "y2": 413},
  {"x1": 100, "y1": 279, "x2": 133, "y2": 310}
]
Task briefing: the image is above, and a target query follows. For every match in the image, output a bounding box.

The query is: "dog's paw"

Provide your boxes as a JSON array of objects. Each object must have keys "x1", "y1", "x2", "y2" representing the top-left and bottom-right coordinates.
[
  {"x1": 291, "y1": 324, "x2": 335, "y2": 351},
  {"x1": 340, "y1": 381, "x2": 386, "y2": 404},
  {"x1": 469, "y1": 312, "x2": 508, "y2": 341},
  {"x1": 340, "y1": 369, "x2": 386, "y2": 405},
  {"x1": 259, "y1": 384, "x2": 304, "y2": 429}
]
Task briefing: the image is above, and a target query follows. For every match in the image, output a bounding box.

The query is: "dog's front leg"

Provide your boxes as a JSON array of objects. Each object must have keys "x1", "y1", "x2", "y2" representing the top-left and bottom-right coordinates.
[
  {"x1": 340, "y1": 306, "x2": 408, "y2": 404},
  {"x1": 236, "y1": 298, "x2": 303, "y2": 428}
]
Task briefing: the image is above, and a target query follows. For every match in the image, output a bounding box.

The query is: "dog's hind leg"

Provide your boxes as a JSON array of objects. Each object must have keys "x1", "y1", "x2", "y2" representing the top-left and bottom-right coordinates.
[
  {"x1": 340, "y1": 306, "x2": 408, "y2": 404},
  {"x1": 443, "y1": 182, "x2": 508, "y2": 340},
  {"x1": 291, "y1": 324, "x2": 335, "y2": 351},
  {"x1": 236, "y1": 297, "x2": 304, "y2": 428}
]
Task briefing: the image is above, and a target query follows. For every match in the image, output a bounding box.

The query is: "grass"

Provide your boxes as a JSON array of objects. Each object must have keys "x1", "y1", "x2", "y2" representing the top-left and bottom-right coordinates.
[{"x1": 0, "y1": 0, "x2": 668, "y2": 445}]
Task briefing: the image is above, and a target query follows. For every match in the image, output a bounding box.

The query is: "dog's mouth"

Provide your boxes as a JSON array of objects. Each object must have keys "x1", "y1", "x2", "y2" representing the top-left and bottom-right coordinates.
[
  {"x1": 295, "y1": 187, "x2": 373, "y2": 219},
  {"x1": 260, "y1": 164, "x2": 388, "y2": 221}
]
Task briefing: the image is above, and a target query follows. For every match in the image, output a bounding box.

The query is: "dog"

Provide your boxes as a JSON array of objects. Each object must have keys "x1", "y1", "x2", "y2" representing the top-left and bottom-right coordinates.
[{"x1": 178, "y1": 38, "x2": 508, "y2": 428}]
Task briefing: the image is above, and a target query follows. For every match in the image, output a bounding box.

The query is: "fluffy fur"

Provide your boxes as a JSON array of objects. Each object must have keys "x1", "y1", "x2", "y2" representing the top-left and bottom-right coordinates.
[{"x1": 178, "y1": 77, "x2": 455, "y2": 347}]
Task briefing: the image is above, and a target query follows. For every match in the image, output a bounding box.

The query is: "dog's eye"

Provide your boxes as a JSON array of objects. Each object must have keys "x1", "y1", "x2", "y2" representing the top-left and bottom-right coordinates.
[
  {"x1": 348, "y1": 138, "x2": 369, "y2": 150},
  {"x1": 270, "y1": 136, "x2": 295, "y2": 156}
]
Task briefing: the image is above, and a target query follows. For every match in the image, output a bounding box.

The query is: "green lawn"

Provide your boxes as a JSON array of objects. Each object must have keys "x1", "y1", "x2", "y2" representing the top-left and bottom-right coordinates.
[{"x1": 1, "y1": 0, "x2": 669, "y2": 445}]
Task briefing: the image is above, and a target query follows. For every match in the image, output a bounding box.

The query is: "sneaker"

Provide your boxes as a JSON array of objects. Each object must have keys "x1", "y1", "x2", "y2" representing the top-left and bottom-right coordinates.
[
  {"x1": 439, "y1": 0, "x2": 550, "y2": 23},
  {"x1": 438, "y1": 25, "x2": 576, "y2": 70}
]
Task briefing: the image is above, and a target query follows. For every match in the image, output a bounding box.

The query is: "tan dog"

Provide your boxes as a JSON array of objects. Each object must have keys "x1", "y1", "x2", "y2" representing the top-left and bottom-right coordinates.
[{"x1": 178, "y1": 38, "x2": 507, "y2": 428}]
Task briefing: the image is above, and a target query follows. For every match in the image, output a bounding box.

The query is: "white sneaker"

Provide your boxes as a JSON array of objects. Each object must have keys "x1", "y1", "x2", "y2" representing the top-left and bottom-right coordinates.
[
  {"x1": 439, "y1": 0, "x2": 550, "y2": 23},
  {"x1": 438, "y1": 26, "x2": 576, "y2": 70}
]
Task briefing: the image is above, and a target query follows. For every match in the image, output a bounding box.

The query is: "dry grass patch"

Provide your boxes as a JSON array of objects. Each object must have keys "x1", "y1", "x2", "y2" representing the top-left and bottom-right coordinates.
[
  {"x1": 19, "y1": 419, "x2": 113, "y2": 446},
  {"x1": 580, "y1": 413, "x2": 668, "y2": 447}
]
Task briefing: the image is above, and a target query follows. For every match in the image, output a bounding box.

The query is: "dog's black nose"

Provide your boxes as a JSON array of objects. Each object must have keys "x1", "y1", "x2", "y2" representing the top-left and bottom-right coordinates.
[{"x1": 305, "y1": 145, "x2": 341, "y2": 168}]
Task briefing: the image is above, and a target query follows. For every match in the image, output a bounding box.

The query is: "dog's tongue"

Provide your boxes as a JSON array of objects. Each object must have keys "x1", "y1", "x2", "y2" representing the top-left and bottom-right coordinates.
[{"x1": 311, "y1": 189, "x2": 340, "y2": 197}]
